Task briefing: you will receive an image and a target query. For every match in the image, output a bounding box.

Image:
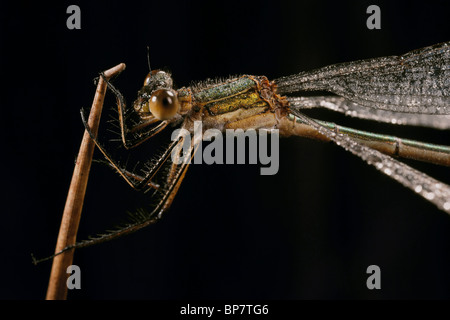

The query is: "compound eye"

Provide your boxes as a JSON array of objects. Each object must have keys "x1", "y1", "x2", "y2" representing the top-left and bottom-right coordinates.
[
  {"x1": 148, "y1": 89, "x2": 180, "y2": 120},
  {"x1": 143, "y1": 73, "x2": 152, "y2": 86},
  {"x1": 143, "y1": 70, "x2": 163, "y2": 86}
]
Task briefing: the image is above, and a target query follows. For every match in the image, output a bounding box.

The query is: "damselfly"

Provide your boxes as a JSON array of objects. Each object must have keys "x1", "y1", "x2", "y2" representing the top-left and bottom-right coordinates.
[{"x1": 34, "y1": 41, "x2": 450, "y2": 264}]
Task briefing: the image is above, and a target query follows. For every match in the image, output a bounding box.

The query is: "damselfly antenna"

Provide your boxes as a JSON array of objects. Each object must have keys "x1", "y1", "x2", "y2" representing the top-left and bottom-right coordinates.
[{"x1": 146, "y1": 46, "x2": 152, "y2": 73}]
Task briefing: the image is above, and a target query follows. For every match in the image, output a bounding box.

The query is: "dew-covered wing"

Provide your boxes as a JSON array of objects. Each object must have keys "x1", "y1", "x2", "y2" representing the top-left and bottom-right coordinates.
[
  {"x1": 276, "y1": 42, "x2": 450, "y2": 115},
  {"x1": 289, "y1": 107, "x2": 450, "y2": 214},
  {"x1": 287, "y1": 96, "x2": 450, "y2": 129}
]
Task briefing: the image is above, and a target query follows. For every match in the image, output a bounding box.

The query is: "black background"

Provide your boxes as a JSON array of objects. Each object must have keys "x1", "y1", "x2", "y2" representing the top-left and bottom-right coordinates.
[{"x1": 1, "y1": 0, "x2": 449, "y2": 300}]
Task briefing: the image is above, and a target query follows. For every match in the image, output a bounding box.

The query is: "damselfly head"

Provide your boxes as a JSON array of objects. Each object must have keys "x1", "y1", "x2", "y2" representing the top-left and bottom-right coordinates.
[
  {"x1": 142, "y1": 70, "x2": 173, "y2": 90},
  {"x1": 134, "y1": 70, "x2": 180, "y2": 121}
]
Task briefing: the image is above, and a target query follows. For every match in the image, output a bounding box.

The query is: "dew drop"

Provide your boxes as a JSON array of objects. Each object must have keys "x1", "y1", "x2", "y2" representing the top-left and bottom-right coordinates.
[
  {"x1": 414, "y1": 185, "x2": 423, "y2": 193},
  {"x1": 425, "y1": 192, "x2": 435, "y2": 200},
  {"x1": 444, "y1": 202, "x2": 450, "y2": 211}
]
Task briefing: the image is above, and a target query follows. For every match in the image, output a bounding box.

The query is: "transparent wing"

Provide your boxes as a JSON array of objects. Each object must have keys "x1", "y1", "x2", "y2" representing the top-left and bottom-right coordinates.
[
  {"x1": 289, "y1": 107, "x2": 450, "y2": 214},
  {"x1": 287, "y1": 96, "x2": 450, "y2": 130},
  {"x1": 276, "y1": 42, "x2": 450, "y2": 115}
]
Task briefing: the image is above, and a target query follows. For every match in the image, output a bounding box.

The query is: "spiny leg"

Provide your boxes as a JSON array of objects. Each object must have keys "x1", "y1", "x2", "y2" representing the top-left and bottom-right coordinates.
[
  {"x1": 82, "y1": 74, "x2": 171, "y2": 191},
  {"x1": 93, "y1": 158, "x2": 160, "y2": 189},
  {"x1": 163, "y1": 134, "x2": 200, "y2": 214},
  {"x1": 81, "y1": 109, "x2": 180, "y2": 191},
  {"x1": 101, "y1": 73, "x2": 169, "y2": 149},
  {"x1": 32, "y1": 138, "x2": 197, "y2": 265}
]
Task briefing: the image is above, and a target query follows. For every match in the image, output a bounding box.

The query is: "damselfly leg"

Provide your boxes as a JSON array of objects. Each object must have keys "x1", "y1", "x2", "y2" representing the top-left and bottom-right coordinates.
[
  {"x1": 32, "y1": 129, "x2": 195, "y2": 265},
  {"x1": 102, "y1": 73, "x2": 170, "y2": 149}
]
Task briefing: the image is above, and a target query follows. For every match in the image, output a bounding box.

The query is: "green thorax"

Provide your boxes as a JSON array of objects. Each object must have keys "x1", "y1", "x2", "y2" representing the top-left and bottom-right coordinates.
[{"x1": 179, "y1": 75, "x2": 270, "y2": 115}]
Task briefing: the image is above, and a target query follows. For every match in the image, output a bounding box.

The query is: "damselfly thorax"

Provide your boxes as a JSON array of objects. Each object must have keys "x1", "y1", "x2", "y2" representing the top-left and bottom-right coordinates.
[{"x1": 132, "y1": 72, "x2": 291, "y2": 135}]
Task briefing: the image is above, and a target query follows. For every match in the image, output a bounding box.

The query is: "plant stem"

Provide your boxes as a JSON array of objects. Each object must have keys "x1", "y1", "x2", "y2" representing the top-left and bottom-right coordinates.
[{"x1": 45, "y1": 63, "x2": 126, "y2": 300}]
